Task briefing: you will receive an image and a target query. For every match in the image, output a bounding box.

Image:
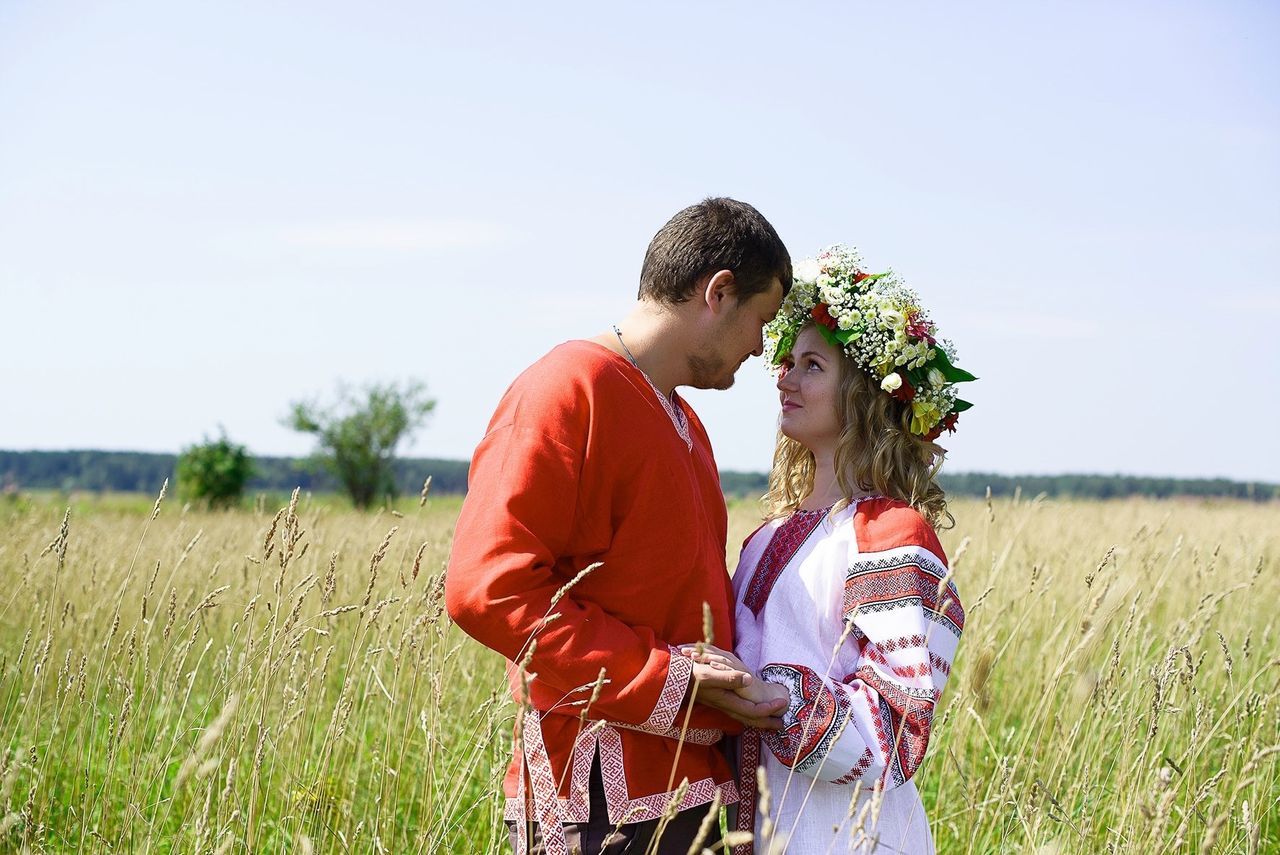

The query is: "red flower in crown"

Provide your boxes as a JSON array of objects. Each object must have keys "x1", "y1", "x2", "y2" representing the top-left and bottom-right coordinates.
[
  {"x1": 852, "y1": 270, "x2": 869, "y2": 284},
  {"x1": 925, "y1": 412, "x2": 959, "y2": 442},
  {"x1": 811, "y1": 303, "x2": 838, "y2": 330},
  {"x1": 906, "y1": 311, "x2": 937, "y2": 345},
  {"x1": 890, "y1": 377, "x2": 916, "y2": 402}
]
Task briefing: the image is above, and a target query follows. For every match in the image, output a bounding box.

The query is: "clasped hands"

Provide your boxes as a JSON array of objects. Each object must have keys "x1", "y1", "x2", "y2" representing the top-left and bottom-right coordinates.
[{"x1": 682, "y1": 643, "x2": 790, "y2": 730}]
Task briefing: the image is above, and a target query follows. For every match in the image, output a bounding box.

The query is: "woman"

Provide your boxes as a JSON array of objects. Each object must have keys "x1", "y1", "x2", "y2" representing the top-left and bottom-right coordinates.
[{"x1": 687, "y1": 246, "x2": 974, "y2": 854}]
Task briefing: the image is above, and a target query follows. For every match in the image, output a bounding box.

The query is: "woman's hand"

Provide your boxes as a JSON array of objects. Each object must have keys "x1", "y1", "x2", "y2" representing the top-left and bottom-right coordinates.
[{"x1": 681, "y1": 642, "x2": 746, "y2": 672}]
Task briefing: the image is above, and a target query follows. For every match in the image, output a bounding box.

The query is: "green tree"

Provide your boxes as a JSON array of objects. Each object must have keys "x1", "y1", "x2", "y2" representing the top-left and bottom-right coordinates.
[
  {"x1": 176, "y1": 431, "x2": 254, "y2": 508},
  {"x1": 286, "y1": 381, "x2": 436, "y2": 509}
]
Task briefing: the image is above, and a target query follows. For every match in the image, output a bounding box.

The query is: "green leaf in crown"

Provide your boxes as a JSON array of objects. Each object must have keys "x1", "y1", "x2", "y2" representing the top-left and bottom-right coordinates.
[
  {"x1": 928, "y1": 345, "x2": 977, "y2": 383},
  {"x1": 771, "y1": 327, "x2": 797, "y2": 366},
  {"x1": 814, "y1": 324, "x2": 840, "y2": 350},
  {"x1": 834, "y1": 326, "x2": 862, "y2": 345}
]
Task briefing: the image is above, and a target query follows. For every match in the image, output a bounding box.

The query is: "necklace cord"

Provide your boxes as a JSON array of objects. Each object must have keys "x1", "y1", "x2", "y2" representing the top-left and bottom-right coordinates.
[{"x1": 611, "y1": 324, "x2": 641, "y2": 368}]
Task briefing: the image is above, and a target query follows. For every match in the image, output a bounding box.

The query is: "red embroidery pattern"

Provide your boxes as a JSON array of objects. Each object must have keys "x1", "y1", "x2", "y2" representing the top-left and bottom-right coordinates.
[
  {"x1": 640, "y1": 646, "x2": 693, "y2": 732},
  {"x1": 843, "y1": 552, "x2": 966, "y2": 637},
  {"x1": 513, "y1": 708, "x2": 571, "y2": 855},
  {"x1": 862, "y1": 642, "x2": 933, "y2": 680},
  {"x1": 504, "y1": 722, "x2": 737, "y2": 827},
  {"x1": 875, "y1": 634, "x2": 928, "y2": 651},
  {"x1": 832, "y1": 748, "x2": 875, "y2": 784},
  {"x1": 612, "y1": 718, "x2": 721, "y2": 745},
  {"x1": 868, "y1": 692, "x2": 895, "y2": 778},
  {"x1": 732, "y1": 728, "x2": 761, "y2": 855},
  {"x1": 862, "y1": 637, "x2": 943, "y2": 681},
  {"x1": 760, "y1": 663, "x2": 853, "y2": 776},
  {"x1": 743, "y1": 508, "x2": 829, "y2": 616},
  {"x1": 855, "y1": 664, "x2": 937, "y2": 784},
  {"x1": 638, "y1": 372, "x2": 692, "y2": 450}
]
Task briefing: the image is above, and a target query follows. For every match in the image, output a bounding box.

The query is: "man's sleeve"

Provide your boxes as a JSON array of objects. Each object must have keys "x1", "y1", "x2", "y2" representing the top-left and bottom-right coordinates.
[{"x1": 445, "y1": 418, "x2": 692, "y2": 729}]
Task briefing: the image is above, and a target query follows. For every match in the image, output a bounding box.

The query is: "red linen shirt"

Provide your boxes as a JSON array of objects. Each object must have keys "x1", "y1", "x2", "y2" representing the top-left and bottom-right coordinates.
[{"x1": 446, "y1": 340, "x2": 740, "y2": 827}]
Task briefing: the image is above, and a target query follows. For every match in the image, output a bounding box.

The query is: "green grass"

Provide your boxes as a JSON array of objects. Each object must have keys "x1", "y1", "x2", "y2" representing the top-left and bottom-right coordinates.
[{"x1": 0, "y1": 490, "x2": 1276, "y2": 853}]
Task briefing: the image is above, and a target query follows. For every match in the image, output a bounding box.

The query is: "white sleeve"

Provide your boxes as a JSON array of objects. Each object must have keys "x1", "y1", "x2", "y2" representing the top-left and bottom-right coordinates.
[{"x1": 759, "y1": 542, "x2": 964, "y2": 788}]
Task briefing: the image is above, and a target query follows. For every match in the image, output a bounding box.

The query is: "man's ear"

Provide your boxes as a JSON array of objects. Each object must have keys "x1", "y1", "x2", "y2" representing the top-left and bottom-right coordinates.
[{"x1": 702, "y1": 270, "x2": 737, "y2": 316}]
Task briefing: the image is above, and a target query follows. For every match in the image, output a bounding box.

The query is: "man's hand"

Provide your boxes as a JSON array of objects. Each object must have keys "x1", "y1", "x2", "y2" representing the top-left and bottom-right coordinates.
[
  {"x1": 697, "y1": 685, "x2": 787, "y2": 729},
  {"x1": 684, "y1": 653, "x2": 788, "y2": 730},
  {"x1": 688, "y1": 644, "x2": 791, "y2": 713},
  {"x1": 688, "y1": 659, "x2": 753, "y2": 692},
  {"x1": 683, "y1": 644, "x2": 752, "y2": 674}
]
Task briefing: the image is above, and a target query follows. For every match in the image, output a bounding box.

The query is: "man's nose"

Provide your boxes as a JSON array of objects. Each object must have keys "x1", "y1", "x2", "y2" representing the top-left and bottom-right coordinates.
[{"x1": 751, "y1": 328, "x2": 765, "y2": 357}]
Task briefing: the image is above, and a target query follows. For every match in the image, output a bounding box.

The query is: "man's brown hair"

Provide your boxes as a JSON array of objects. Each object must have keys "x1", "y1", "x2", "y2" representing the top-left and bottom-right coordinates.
[{"x1": 639, "y1": 197, "x2": 792, "y2": 305}]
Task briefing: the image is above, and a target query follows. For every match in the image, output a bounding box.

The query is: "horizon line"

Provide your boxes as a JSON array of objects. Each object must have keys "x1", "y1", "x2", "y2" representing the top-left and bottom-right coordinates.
[{"x1": 2, "y1": 447, "x2": 1275, "y2": 488}]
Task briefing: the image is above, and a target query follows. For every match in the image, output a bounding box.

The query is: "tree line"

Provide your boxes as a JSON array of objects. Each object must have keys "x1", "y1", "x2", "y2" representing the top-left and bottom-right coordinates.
[
  {"x1": 0, "y1": 450, "x2": 468, "y2": 498},
  {"x1": 4, "y1": 380, "x2": 440, "y2": 509},
  {"x1": 3, "y1": 449, "x2": 1275, "y2": 503}
]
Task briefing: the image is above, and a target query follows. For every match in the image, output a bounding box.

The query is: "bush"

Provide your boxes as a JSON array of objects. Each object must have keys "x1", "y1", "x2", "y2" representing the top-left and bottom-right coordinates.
[{"x1": 176, "y1": 431, "x2": 254, "y2": 508}]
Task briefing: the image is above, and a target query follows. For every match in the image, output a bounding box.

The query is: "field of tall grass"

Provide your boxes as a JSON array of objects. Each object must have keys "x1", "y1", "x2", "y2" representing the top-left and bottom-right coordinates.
[{"x1": 0, "y1": 487, "x2": 1275, "y2": 853}]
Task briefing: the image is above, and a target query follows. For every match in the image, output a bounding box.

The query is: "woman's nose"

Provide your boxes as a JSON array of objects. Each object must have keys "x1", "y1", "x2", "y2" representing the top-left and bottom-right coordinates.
[{"x1": 777, "y1": 368, "x2": 797, "y2": 391}]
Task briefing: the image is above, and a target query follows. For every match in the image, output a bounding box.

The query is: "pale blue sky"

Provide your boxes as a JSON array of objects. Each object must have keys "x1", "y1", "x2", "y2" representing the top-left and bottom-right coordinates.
[{"x1": 1, "y1": 1, "x2": 1277, "y2": 481}]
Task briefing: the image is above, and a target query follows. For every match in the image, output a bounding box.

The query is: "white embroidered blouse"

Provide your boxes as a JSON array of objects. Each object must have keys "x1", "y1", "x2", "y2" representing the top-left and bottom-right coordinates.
[{"x1": 730, "y1": 496, "x2": 964, "y2": 855}]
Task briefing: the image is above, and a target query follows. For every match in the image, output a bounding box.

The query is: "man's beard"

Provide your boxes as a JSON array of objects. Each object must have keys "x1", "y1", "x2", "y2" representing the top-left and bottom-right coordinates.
[{"x1": 687, "y1": 351, "x2": 736, "y2": 390}]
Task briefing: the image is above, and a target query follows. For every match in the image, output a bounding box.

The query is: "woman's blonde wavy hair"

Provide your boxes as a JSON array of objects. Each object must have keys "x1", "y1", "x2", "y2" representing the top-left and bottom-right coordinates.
[{"x1": 763, "y1": 323, "x2": 953, "y2": 530}]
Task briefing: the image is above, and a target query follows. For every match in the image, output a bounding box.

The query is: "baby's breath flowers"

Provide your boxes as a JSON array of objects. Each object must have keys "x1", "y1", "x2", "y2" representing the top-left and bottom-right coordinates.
[{"x1": 764, "y1": 244, "x2": 976, "y2": 439}]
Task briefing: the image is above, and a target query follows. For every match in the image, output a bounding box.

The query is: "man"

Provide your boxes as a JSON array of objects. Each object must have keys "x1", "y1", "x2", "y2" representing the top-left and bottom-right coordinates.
[{"x1": 446, "y1": 198, "x2": 792, "y2": 854}]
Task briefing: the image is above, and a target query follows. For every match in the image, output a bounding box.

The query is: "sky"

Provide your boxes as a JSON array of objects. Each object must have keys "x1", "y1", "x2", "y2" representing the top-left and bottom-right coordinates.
[{"x1": 1, "y1": 1, "x2": 1277, "y2": 481}]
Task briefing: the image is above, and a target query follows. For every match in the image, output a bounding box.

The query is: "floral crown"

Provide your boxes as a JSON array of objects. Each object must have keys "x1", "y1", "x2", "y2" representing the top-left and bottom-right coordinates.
[{"x1": 764, "y1": 244, "x2": 976, "y2": 440}]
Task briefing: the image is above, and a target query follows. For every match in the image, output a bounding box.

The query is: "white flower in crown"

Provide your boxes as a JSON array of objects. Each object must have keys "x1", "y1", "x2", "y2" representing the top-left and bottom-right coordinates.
[{"x1": 793, "y1": 258, "x2": 822, "y2": 284}]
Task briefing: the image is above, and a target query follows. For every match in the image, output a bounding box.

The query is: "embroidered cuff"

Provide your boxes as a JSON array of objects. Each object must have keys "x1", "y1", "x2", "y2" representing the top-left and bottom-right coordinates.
[
  {"x1": 759, "y1": 662, "x2": 853, "y2": 777},
  {"x1": 640, "y1": 645, "x2": 694, "y2": 732}
]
